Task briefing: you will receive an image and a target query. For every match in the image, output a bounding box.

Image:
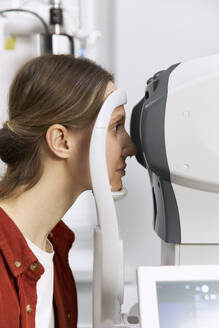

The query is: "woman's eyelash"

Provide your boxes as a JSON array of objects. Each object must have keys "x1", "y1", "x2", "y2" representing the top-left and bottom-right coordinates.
[{"x1": 113, "y1": 123, "x2": 121, "y2": 132}]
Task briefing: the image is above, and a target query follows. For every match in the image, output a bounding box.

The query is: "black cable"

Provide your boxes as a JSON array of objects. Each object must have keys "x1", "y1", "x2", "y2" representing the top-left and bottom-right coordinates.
[{"x1": 0, "y1": 9, "x2": 49, "y2": 34}]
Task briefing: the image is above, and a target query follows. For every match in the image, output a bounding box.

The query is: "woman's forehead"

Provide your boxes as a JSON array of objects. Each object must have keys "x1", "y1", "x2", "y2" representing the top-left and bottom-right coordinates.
[
  {"x1": 110, "y1": 106, "x2": 125, "y2": 122},
  {"x1": 104, "y1": 82, "x2": 125, "y2": 121}
]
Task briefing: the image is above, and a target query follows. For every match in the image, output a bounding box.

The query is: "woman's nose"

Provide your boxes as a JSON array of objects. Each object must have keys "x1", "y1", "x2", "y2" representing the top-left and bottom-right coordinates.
[{"x1": 122, "y1": 132, "x2": 137, "y2": 158}]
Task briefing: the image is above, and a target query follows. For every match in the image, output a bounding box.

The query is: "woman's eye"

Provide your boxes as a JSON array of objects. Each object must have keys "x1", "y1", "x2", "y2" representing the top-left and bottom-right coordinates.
[{"x1": 113, "y1": 124, "x2": 120, "y2": 133}]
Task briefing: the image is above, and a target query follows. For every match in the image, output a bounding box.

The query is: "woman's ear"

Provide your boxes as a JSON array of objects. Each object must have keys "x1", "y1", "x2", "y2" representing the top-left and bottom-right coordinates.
[{"x1": 45, "y1": 124, "x2": 72, "y2": 159}]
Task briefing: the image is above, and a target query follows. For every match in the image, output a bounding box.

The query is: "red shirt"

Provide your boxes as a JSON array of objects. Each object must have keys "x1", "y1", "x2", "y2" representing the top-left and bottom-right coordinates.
[{"x1": 0, "y1": 207, "x2": 78, "y2": 328}]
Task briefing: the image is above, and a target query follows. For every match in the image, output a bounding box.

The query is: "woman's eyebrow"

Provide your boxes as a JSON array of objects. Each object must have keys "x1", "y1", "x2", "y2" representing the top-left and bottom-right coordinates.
[{"x1": 111, "y1": 113, "x2": 125, "y2": 123}]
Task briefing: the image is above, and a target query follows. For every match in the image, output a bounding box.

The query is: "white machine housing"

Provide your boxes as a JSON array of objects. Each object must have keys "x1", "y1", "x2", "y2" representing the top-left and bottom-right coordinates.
[
  {"x1": 89, "y1": 89, "x2": 127, "y2": 328},
  {"x1": 137, "y1": 265, "x2": 219, "y2": 328},
  {"x1": 131, "y1": 55, "x2": 219, "y2": 265},
  {"x1": 167, "y1": 55, "x2": 219, "y2": 244}
]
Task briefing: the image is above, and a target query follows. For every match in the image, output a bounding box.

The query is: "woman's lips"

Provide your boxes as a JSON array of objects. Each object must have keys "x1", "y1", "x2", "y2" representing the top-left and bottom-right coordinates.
[
  {"x1": 116, "y1": 169, "x2": 126, "y2": 176},
  {"x1": 116, "y1": 164, "x2": 126, "y2": 176}
]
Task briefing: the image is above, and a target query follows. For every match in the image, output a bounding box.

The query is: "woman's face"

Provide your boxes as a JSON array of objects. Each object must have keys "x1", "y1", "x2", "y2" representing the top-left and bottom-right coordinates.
[
  {"x1": 105, "y1": 82, "x2": 137, "y2": 191},
  {"x1": 70, "y1": 82, "x2": 136, "y2": 193}
]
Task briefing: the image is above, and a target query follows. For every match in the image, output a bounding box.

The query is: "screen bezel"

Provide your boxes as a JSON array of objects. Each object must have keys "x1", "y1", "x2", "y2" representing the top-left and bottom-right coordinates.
[{"x1": 137, "y1": 265, "x2": 219, "y2": 328}]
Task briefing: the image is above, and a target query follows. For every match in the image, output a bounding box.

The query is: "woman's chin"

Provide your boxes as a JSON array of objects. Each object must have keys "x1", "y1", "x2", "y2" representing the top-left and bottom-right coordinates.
[{"x1": 110, "y1": 181, "x2": 123, "y2": 192}]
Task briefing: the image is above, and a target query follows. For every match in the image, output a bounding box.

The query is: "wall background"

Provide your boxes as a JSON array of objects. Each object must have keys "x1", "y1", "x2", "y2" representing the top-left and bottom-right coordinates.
[{"x1": 1, "y1": 0, "x2": 219, "y2": 326}]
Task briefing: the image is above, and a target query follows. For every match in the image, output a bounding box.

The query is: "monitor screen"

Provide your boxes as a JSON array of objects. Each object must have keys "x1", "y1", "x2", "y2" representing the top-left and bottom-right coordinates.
[{"x1": 156, "y1": 280, "x2": 219, "y2": 328}]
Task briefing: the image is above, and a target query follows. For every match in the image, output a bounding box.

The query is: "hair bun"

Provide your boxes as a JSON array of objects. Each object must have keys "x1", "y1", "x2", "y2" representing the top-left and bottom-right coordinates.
[{"x1": 0, "y1": 126, "x2": 25, "y2": 165}]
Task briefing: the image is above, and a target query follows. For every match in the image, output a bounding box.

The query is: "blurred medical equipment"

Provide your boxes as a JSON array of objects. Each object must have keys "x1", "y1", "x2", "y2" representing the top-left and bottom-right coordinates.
[
  {"x1": 0, "y1": 8, "x2": 49, "y2": 33},
  {"x1": 137, "y1": 265, "x2": 219, "y2": 328},
  {"x1": 0, "y1": 1, "x2": 74, "y2": 55},
  {"x1": 0, "y1": 1, "x2": 101, "y2": 58},
  {"x1": 74, "y1": 0, "x2": 101, "y2": 57},
  {"x1": 36, "y1": 0, "x2": 74, "y2": 55},
  {"x1": 131, "y1": 55, "x2": 219, "y2": 266}
]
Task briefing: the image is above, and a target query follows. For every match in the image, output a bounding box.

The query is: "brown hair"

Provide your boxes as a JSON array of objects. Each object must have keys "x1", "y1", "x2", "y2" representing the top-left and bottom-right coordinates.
[{"x1": 0, "y1": 54, "x2": 113, "y2": 199}]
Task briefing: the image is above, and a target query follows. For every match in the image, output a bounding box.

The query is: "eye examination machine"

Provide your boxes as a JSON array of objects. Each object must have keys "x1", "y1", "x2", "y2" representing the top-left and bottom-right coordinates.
[
  {"x1": 90, "y1": 55, "x2": 219, "y2": 328},
  {"x1": 131, "y1": 54, "x2": 219, "y2": 266},
  {"x1": 132, "y1": 54, "x2": 219, "y2": 327}
]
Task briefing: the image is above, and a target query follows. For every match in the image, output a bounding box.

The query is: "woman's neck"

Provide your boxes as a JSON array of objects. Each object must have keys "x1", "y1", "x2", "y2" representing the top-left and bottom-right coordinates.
[{"x1": 0, "y1": 170, "x2": 80, "y2": 251}]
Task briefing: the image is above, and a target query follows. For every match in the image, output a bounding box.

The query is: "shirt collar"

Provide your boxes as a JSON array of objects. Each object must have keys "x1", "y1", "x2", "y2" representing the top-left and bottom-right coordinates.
[{"x1": 49, "y1": 216, "x2": 75, "y2": 258}]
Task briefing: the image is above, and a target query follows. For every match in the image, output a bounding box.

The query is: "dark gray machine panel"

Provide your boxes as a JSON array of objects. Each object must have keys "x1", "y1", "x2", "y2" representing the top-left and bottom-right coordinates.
[{"x1": 130, "y1": 64, "x2": 181, "y2": 243}]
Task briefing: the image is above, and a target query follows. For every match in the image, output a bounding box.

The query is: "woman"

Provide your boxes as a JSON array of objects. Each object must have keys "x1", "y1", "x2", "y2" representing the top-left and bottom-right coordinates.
[{"x1": 0, "y1": 54, "x2": 136, "y2": 328}]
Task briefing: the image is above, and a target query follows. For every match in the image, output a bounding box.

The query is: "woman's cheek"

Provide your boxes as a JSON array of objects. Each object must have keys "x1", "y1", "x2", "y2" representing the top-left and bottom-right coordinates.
[{"x1": 106, "y1": 132, "x2": 123, "y2": 190}]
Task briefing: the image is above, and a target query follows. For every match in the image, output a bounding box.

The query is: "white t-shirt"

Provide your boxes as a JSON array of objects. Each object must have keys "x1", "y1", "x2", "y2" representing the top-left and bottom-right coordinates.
[{"x1": 25, "y1": 237, "x2": 55, "y2": 328}]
